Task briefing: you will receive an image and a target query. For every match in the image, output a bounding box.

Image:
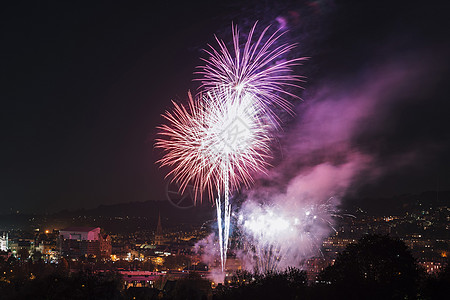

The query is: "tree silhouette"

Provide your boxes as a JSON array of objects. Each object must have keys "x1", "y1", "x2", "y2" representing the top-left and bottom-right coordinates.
[
  {"x1": 215, "y1": 267, "x2": 307, "y2": 300},
  {"x1": 31, "y1": 251, "x2": 42, "y2": 262},
  {"x1": 318, "y1": 234, "x2": 421, "y2": 300},
  {"x1": 164, "y1": 254, "x2": 191, "y2": 270},
  {"x1": 169, "y1": 272, "x2": 211, "y2": 300},
  {"x1": 17, "y1": 248, "x2": 29, "y2": 261}
]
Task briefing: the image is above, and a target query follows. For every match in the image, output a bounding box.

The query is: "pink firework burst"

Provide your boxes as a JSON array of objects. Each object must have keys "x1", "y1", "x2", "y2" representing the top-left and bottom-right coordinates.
[
  {"x1": 197, "y1": 22, "x2": 307, "y2": 120},
  {"x1": 156, "y1": 89, "x2": 272, "y2": 204}
]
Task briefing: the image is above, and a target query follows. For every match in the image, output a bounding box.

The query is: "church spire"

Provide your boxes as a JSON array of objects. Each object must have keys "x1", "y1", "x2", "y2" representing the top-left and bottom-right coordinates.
[
  {"x1": 156, "y1": 212, "x2": 163, "y2": 236},
  {"x1": 155, "y1": 212, "x2": 163, "y2": 245}
]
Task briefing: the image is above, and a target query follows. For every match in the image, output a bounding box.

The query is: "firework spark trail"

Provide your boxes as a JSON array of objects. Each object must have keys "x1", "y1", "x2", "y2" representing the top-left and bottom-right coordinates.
[
  {"x1": 157, "y1": 23, "x2": 303, "y2": 272},
  {"x1": 222, "y1": 162, "x2": 230, "y2": 270},
  {"x1": 215, "y1": 195, "x2": 224, "y2": 269}
]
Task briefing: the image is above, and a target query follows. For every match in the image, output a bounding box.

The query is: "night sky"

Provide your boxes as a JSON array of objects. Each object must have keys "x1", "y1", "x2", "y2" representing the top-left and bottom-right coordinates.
[{"x1": 1, "y1": 0, "x2": 449, "y2": 214}]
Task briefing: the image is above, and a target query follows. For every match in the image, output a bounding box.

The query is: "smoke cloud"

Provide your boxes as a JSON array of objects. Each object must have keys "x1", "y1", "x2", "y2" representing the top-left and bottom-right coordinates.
[{"x1": 232, "y1": 56, "x2": 438, "y2": 272}]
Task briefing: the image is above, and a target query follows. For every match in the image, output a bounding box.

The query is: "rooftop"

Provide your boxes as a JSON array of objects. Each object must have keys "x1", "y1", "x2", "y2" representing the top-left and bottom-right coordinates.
[{"x1": 60, "y1": 227, "x2": 99, "y2": 232}]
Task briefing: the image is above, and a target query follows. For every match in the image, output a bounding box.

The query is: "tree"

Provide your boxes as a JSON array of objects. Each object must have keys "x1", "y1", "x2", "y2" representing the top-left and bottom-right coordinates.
[
  {"x1": 17, "y1": 248, "x2": 30, "y2": 261},
  {"x1": 164, "y1": 254, "x2": 191, "y2": 270},
  {"x1": 318, "y1": 234, "x2": 422, "y2": 300},
  {"x1": 59, "y1": 257, "x2": 69, "y2": 272},
  {"x1": 31, "y1": 251, "x2": 42, "y2": 262},
  {"x1": 6, "y1": 254, "x2": 17, "y2": 264},
  {"x1": 169, "y1": 272, "x2": 211, "y2": 300},
  {"x1": 142, "y1": 260, "x2": 155, "y2": 271},
  {"x1": 215, "y1": 268, "x2": 307, "y2": 300}
]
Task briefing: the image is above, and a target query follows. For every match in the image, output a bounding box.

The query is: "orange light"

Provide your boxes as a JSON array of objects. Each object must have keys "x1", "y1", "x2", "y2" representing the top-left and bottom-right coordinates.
[{"x1": 45, "y1": 230, "x2": 50, "y2": 234}]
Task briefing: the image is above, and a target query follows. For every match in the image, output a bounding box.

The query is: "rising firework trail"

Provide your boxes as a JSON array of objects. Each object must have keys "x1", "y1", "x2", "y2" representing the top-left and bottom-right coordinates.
[{"x1": 157, "y1": 23, "x2": 304, "y2": 272}]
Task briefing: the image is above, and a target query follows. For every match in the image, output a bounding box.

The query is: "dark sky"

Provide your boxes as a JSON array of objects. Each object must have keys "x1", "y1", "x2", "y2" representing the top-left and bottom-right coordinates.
[{"x1": 1, "y1": 0, "x2": 449, "y2": 214}]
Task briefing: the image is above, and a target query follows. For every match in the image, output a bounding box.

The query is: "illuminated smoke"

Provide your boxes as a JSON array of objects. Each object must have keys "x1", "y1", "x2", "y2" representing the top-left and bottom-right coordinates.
[{"x1": 236, "y1": 160, "x2": 366, "y2": 273}]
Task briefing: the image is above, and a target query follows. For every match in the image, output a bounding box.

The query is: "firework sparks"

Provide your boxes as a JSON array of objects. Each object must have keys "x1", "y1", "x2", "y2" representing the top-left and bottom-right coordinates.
[
  {"x1": 156, "y1": 89, "x2": 272, "y2": 202},
  {"x1": 236, "y1": 198, "x2": 338, "y2": 274},
  {"x1": 197, "y1": 22, "x2": 306, "y2": 121}
]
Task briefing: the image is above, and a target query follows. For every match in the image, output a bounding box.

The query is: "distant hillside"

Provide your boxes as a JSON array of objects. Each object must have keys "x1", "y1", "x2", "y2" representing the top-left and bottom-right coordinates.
[
  {"x1": 0, "y1": 200, "x2": 216, "y2": 232},
  {"x1": 2, "y1": 191, "x2": 448, "y2": 231},
  {"x1": 54, "y1": 199, "x2": 216, "y2": 226},
  {"x1": 342, "y1": 190, "x2": 449, "y2": 216}
]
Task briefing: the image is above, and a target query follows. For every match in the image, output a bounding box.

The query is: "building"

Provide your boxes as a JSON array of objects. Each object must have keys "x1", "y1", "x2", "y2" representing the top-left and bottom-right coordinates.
[
  {"x1": 118, "y1": 271, "x2": 161, "y2": 288},
  {"x1": 155, "y1": 213, "x2": 165, "y2": 246},
  {"x1": 59, "y1": 227, "x2": 111, "y2": 259},
  {"x1": 35, "y1": 242, "x2": 59, "y2": 262},
  {"x1": 9, "y1": 239, "x2": 33, "y2": 259},
  {"x1": 0, "y1": 232, "x2": 8, "y2": 252},
  {"x1": 100, "y1": 233, "x2": 112, "y2": 258},
  {"x1": 419, "y1": 261, "x2": 443, "y2": 274}
]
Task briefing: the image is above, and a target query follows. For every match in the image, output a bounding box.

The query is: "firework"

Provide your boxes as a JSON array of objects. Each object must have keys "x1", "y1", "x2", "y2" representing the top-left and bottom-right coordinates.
[
  {"x1": 156, "y1": 89, "x2": 273, "y2": 270},
  {"x1": 236, "y1": 198, "x2": 338, "y2": 274},
  {"x1": 156, "y1": 89, "x2": 272, "y2": 202},
  {"x1": 197, "y1": 22, "x2": 306, "y2": 122},
  {"x1": 157, "y1": 23, "x2": 303, "y2": 271}
]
